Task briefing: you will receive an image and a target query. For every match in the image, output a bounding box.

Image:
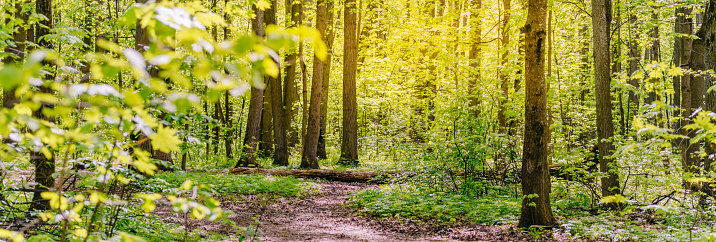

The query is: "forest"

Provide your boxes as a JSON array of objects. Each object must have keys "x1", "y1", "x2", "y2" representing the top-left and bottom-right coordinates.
[{"x1": 2, "y1": 0, "x2": 716, "y2": 241}]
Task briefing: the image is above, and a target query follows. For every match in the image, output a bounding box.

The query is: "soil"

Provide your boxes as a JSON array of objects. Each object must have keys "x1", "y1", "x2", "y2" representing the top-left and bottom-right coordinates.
[{"x1": 153, "y1": 180, "x2": 570, "y2": 241}]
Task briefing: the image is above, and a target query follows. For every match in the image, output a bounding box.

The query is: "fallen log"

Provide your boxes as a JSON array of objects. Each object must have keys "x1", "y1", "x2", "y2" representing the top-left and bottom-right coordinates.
[{"x1": 228, "y1": 167, "x2": 400, "y2": 183}]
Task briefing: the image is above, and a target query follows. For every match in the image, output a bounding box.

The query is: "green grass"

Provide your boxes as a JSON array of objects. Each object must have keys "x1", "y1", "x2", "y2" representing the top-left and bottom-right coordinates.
[
  {"x1": 140, "y1": 171, "x2": 321, "y2": 197},
  {"x1": 348, "y1": 184, "x2": 520, "y2": 224}
]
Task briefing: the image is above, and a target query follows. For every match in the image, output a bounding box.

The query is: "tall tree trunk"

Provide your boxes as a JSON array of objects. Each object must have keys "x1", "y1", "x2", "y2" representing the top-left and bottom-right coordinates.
[
  {"x1": 628, "y1": 14, "x2": 640, "y2": 108},
  {"x1": 318, "y1": 0, "x2": 336, "y2": 160},
  {"x1": 284, "y1": 0, "x2": 302, "y2": 147},
  {"x1": 259, "y1": 85, "x2": 274, "y2": 156},
  {"x1": 469, "y1": 0, "x2": 482, "y2": 118},
  {"x1": 224, "y1": 0, "x2": 233, "y2": 159},
  {"x1": 30, "y1": 0, "x2": 56, "y2": 211},
  {"x1": 301, "y1": 0, "x2": 327, "y2": 169},
  {"x1": 498, "y1": 0, "x2": 510, "y2": 131},
  {"x1": 673, "y1": 8, "x2": 691, "y2": 125},
  {"x1": 341, "y1": 0, "x2": 359, "y2": 165},
  {"x1": 518, "y1": 0, "x2": 557, "y2": 228},
  {"x1": 236, "y1": 5, "x2": 265, "y2": 168},
  {"x1": 592, "y1": 0, "x2": 620, "y2": 197},
  {"x1": 266, "y1": 0, "x2": 289, "y2": 166}
]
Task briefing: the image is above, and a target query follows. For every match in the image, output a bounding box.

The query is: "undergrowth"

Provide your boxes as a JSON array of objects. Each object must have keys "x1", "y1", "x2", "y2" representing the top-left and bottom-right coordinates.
[
  {"x1": 348, "y1": 183, "x2": 520, "y2": 225},
  {"x1": 140, "y1": 171, "x2": 320, "y2": 197}
]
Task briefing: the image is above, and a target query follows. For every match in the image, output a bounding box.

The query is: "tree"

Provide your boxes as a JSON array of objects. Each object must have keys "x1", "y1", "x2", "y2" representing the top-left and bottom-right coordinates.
[
  {"x1": 469, "y1": 0, "x2": 482, "y2": 119},
  {"x1": 498, "y1": 0, "x2": 510, "y2": 131},
  {"x1": 318, "y1": 0, "x2": 336, "y2": 160},
  {"x1": 518, "y1": 0, "x2": 557, "y2": 228},
  {"x1": 301, "y1": 0, "x2": 327, "y2": 169},
  {"x1": 340, "y1": 0, "x2": 359, "y2": 165},
  {"x1": 236, "y1": 5, "x2": 266, "y2": 168},
  {"x1": 30, "y1": 0, "x2": 56, "y2": 211},
  {"x1": 266, "y1": 0, "x2": 289, "y2": 166},
  {"x1": 592, "y1": 0, "x2": 619, "y2": 197},
  {"x1": 284, "y1": 0, "x2": 302, "y2": 147}
]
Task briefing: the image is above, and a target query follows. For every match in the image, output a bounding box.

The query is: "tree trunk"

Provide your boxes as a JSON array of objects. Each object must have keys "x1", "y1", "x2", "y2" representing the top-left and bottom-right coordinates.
[
  {"x1": 284, "y1": 0, "x2": 302, "y2": 147},
  {"x1": 30, "y1": 0, "x2": 56, "y2": 211},
  {"x1": 300, "y1": 0, "x2": 326, "y2": 169},
  {"x1": 266, "y1": 0, "x2": 289, "y2": 166},
  {"x1": 318, "y1": 0, "x2": 336, "y2": 160},
  {"x1": 498, "y1": 0, "x2": 510, "y2": 131},
  {"x1": 628, "y1": 14, "x2": 640, "y2": 108},
  {"x1": 259, "y1": 83, "x2": 274, "y2": 156},
  {"x1": 236, "y1": 5, "x2": 265, "y2": 168},
  {"x1": 469, "y1": 0, "x2": 482, "y2": 119},
  {"x1": 341, "y1": 0, "x2": 359, "y2": 165},
  {"x1": 518, "y1": 0, "x2": 557, "y2": 228},
  {"x1": 592, "y1": 0, "x2": 619, "y2": 197}
]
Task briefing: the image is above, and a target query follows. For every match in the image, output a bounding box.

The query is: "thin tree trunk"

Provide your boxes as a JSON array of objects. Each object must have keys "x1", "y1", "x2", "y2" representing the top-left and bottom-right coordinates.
[
  {"x1": 301, "y1": 0, "x2": 327, "y2": 169},
  {"x1": 318, "y1": 0, "x2": 336, "y2": 159},
  {"x1": 266, "y1": 0, "x2": 289, "y2": 166},
  {"x1": 628, "y1": 14, "x2": 640, "y2": 108},
  {"x1": 341, "y1": 0, "x2": 359, "y2": 165},
  {"x1": 284, "y1": 0, "x2": 302, "y2": 147},
  {"x1": 592, "y1": 0, "x2": 619, "y2": 197},
  {"x1": 498, "y1": 0, "x2": 510, "y2": 132},
  {"x1": 469, "y1": 0, "x2": 482, "y2": 118},
  {"x1": 30, "y1": 0, "x2": 56, "y2": 211},
  {"x1": 236, "y1": 5, "x2": 265, "y2": 168},
  {"x1": 518, "y1": 0, "x2": 557, "y2": 228}
]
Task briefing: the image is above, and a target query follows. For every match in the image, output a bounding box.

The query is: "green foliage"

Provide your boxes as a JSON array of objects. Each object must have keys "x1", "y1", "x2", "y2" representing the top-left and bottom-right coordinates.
[
  {"x1": 348, "y1": 184, "x2": 520, "y2": 225},
  {"x1": 141, "y1": 172, "x2": 319, "y2": 197}
]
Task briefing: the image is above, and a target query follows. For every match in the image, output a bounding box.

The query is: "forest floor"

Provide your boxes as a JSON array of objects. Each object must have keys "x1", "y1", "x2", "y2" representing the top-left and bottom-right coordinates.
[{"x1": 154, "y1": 180, "x2": 573, "y2": 242}]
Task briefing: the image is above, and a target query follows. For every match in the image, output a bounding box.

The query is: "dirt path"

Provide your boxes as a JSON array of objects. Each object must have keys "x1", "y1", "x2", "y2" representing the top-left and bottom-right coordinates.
[
  {"x1": 223, "y1": 181, "x2": 541, "y2": 242},
  {"x1": 157, "y1": 181, "x2": 547, "y2": 241}
]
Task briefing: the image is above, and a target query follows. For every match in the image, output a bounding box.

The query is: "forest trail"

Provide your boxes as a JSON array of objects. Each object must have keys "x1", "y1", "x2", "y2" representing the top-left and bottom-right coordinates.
[{"x1": 199, "y1": 181, "x2": 544, "y2": 242}]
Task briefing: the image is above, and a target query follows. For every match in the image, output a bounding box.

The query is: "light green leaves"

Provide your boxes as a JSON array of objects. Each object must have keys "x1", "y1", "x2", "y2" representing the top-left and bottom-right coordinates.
[{"x1": 150, "y1": 125, "x2": 183, "y2": 153}]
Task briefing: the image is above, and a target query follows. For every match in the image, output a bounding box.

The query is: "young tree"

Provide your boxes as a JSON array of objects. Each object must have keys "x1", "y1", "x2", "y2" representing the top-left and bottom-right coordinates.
[
  {"x1": 592, "y1": 0, "x2": 619, "y2": 197},
  {"x1": 301, "y1": 0, "x2": 327, "y2": 169},
  {"x1": 340, "y1": 0, "x2": 359, "y2": 165},
  {"x1": 236, "y1": 5, "x2": 265, "y2": 168},
  {"x1": 518, "y1": 0, "x2": 557, "y2": 228}
]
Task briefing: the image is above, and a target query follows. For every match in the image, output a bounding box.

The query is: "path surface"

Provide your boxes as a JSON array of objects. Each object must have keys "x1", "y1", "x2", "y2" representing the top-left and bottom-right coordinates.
[{"x1": 157, "y1": 181, "x2": 551, "y2": 241}]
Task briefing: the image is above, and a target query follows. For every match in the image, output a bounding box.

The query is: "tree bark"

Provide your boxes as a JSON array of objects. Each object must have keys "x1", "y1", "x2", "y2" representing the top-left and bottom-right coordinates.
[
  {"x1": 30, "y1": 0, "x2": 56, "y2": 211},
  {"x1": 592, "y1": 0, "x2": 619, "y2": 197},
  {"x1": 318, "y1": 0, "x2": 336, "y2": 160},
  {"x1": 236, "y1": 5, "x2": 265, "y2": 168},
  {"x1": 469, "y1": 0, "x2": 482, "y2": 118},
  {"x1": 518, "y1": 0, "x2": 557, "y2": 228},
  {"x1": 284, "y1": 0, "x2": 302, "y2": 147},
  {"x1": 266, "y1": 0, "x2": 289, "y2": 166},
  {"x1": 628, "y1": 14, "x2": 640, "y2": 108},
  {"x1": 498, "y1": 0, "x2": 510, "y2": 131},
  {"x1": 259, "y1": 82, "x2": 274, "y2": 156},
  {"x1": 341, "y1": 0, "x2": 359, "y2": 165},
  {"x1": 300, "y1": 0, "x2": 327, "y2": 169}
]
